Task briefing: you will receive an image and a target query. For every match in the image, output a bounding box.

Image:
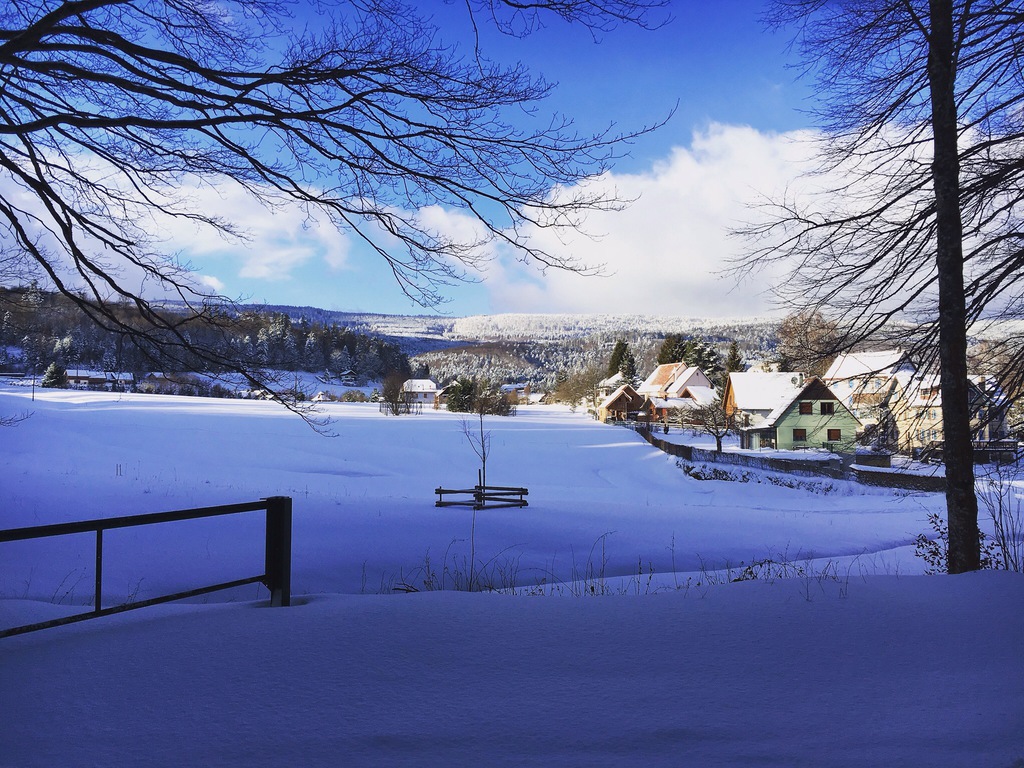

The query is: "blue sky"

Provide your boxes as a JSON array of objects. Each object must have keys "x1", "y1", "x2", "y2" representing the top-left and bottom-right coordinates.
[{"x1": 179, "y1": 0, "x2": 818, "y2": 318}]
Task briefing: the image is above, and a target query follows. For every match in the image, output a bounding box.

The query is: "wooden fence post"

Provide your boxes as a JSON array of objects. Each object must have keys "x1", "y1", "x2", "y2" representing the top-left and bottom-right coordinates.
[{"x1": 264, "y1": 496, "x2": 292, "y2": 607}]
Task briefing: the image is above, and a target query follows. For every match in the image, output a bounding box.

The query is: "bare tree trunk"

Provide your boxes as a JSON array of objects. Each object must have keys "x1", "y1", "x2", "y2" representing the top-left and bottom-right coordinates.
[{"x1": 927, "y1": 0, "x2": 980, "y2": 573}]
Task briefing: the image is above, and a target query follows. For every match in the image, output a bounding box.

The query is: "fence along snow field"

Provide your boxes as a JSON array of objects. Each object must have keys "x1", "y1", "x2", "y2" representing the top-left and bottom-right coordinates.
[{"x1": 0, "y1": 496, "x2": 292, "y2": 638}]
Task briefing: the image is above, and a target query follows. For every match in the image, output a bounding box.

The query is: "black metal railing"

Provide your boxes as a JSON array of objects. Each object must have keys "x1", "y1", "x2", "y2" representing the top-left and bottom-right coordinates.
[{"x1": 0, "y1": 496, "x2": 292, "y2": 639}]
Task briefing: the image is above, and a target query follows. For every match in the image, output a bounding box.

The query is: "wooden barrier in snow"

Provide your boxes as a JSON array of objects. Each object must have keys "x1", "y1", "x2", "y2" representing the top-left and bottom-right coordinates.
[{"x1": 435, "y1": 485, "x2": 529, "y2": 510}]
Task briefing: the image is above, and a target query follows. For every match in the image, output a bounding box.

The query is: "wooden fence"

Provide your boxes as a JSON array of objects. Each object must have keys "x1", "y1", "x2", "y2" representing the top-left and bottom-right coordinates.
[{"x1": 0, "y1": 496, "x2": 292, "y2": 639}]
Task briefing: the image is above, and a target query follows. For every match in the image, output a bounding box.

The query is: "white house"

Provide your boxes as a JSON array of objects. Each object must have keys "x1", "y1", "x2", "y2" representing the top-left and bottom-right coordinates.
[
  {"x1": 822, "y1": 350, "x2": 916, "y2": 421},
  {"x1": 401, "y1": 378, "x2": 439, "y2": 405},
  {"x1": 637, "y1": 363, "x2": 713, "y2": 399}
]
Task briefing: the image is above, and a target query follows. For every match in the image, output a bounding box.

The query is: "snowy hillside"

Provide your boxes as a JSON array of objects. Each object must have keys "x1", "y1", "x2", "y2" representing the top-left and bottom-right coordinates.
[
  {"x1": 1, "y1": 387, "x2": 1021, "y2": 767},
  {"x1": 250, "y1": 305, "x2": 776, "y2": 344}
]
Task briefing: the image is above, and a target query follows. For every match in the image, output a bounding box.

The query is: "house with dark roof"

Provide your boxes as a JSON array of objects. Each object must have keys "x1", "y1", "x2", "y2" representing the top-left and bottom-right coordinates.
[{"x1": 732, "y1": 376, "x2": 861, "y2": 451}]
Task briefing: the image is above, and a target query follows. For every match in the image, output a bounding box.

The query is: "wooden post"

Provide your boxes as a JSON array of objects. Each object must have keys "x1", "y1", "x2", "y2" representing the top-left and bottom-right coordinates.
[
  {"x1": 263, "y1": 496, "x2": 292, "y2": 607},
  {"x1": 95, "y1": 529, "x2": 103, "y2": 612}
]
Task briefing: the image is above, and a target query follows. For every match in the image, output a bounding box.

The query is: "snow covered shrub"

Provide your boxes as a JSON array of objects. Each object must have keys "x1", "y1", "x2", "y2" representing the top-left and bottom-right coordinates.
[
  {"x1": 677, "y1": 461, "x2": 754, "y2": 483},
  {"x1": 764, "y1": 474, "x2": 838, "y2": 495},
  {"x1": 977, "y1": 465, "x2": 1024, "y2": 572},
  {"x1": 677, "y1": 460, "x2": 837, "y2": 494},
  {"x1": 914, "y1": 513, "x2": 1000, "y2": 574}
]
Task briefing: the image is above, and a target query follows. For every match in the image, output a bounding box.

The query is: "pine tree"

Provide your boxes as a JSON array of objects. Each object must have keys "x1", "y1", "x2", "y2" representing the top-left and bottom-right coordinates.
[
  {"x1": 656, "y1": 334, "x2": 688, "y2": 365},
  {"x1": 446, "y1": 378, "x2": 477, "y2": 413},
  {"x1": 607, "y1": 340, "x2": 628, "y2": 377},
  {"x1": 683, "y1": 336, "x2": 722, "y2": 377},
  {"x1": 725, "y1": 341, "x2": 744, "y2": 374},
  {"x1": 619, "y1": 349, "x2": 638, "y2": 385},
  {"x1": 40, "y1": 362, "x2": 67, "y2": 389}
]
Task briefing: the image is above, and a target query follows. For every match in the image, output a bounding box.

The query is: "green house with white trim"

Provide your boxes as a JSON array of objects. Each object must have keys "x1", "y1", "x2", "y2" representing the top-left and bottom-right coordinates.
[{"x1": 739, "y1": 377, "x2": 861, "y2": 452}]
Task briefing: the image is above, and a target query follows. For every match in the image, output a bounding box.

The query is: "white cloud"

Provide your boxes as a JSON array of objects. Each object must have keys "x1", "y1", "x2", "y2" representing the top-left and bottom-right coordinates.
[
  {"x1": 154, "y1": 178, "x2": 352, "y2": 285},
  {"x1": 196, "y1": 274, "x2": 226, "y2": 293},
  {"x1": 482, "y1": 124, "x2": 821, "y2": 318}
]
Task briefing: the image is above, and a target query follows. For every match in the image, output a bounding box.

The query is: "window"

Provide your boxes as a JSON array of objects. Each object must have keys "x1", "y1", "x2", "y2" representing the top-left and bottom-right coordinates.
[
  {"x1": 793, "y1": 428, "x2": 807, "y2": 442},
  {"x1": 798, "y1": 402, "x2": 812, "y2": 415},
  {"x1": 827, "y1": 428, "x2": 841, "y2": 442},
  {"x1": 820, "y1": 401, "x2": 835, "y2": 415}
]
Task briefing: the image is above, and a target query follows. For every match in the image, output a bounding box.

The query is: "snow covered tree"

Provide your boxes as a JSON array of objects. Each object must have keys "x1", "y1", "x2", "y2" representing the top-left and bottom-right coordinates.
[
  {"x1": 739, "y1": 0, "x2": 1024, "y2": 572},
  {"x1": 683, "y1": 337, "x2": 722, "y2": 380},
  {"x1": 446, "y1": 378, "x2": 477, "y2": 413},
  {"x1": 725, "y1": 341, "x2": 744, "y2": 374},
  {"x1": 40, "y1": 362, "x2": 67, "y2": 389},
  {"x1": 303, "y1": 333, "x2": 326, "y2": 372},
  {"x1": 618, "y1": 348, "x2": 639, "y2": 386},
  {"x1": 657, "y1": 334, "x2": 688, "y2": 365}
]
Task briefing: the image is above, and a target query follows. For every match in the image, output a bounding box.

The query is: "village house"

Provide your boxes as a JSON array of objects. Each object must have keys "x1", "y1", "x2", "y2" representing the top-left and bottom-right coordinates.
[
  {"x1": 333, "y1": 368, "x2": 358, "y2": 386},
  {"x1": 824, "y1": 350, "x2": 1009, "y2": 456},
  {"x1": 401, "y1": 378, "x2": 439, "y2": 406},
  {"x1": 595, "y1": 372, "x2": 625, "y2": 401},
  {"x1": 723, "y1": 371, "x2": 808, "y2": 428},
  {"x1": 597, "y1": 384, "x2": 653, "y2": 423},
  {"x1": 888, "y1": 374, "x2": 1009, "y2": 456},
  {"x1": 635, "y1": 363, "x2": 717, "y2": 424},
  {"x1": 500, "y1": 382, "x2": 532, "y2": 405},
  {"x1": 433, "y1": 382, "x2": 454, "y2": 409},
  {"x1": 67, "y1": 369, "x2": 134, "y2": 392},
  {"x1": 637, "y1": 363, "x2": 713, "y2": 399},
  {"x1": 730, "y1": 375, "x2": 861, "y2": 451},
  {"x1": 823, "y1": 349, "x2": 916, "y2": 425}
]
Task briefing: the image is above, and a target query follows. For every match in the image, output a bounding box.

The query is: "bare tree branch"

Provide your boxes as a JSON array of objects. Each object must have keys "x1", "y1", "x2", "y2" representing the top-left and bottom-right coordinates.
[
  {"x1": 738, "y1": 0, "x2": 1024, "y2": 571},
  {"x1": 0, "y1": 0, "x2": 667, "y2": 419}
]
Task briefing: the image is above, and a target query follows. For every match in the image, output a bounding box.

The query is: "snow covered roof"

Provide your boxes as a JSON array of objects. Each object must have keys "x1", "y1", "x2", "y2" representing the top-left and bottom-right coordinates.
[
  {"x1": 823, "y1": 350, "x2": 913, "y2": 382},
  {"x1": 637, "y1": 363, "x2": 685, "y2": 395},
  {"x1": 597, "y1": 372, "x2": 624, "y2": 389},
  {"x1": 599, "y1": 384, "x2": 642, "y2": 411},
  {"x1": 664, "y1": 367, "x2": 713, "y2": 397},
  {"x1": 677, "y1": 385, "x2": 717, "y2": 406},
  {"x1": 66, "y1": 369, "x2": 134, "y2": 381},
  {"x1": 902, "y1": 374, "x2": 942, "y2": 407},
  {"x1": 401, "y1": 378, "x2": 438, "y2": 393},
  {"x1": 727, "y1": 372, "x2": 805, "y2": 413},
  {"x1": 638, "y1": 364, "x2": 712, "y2": 397}
]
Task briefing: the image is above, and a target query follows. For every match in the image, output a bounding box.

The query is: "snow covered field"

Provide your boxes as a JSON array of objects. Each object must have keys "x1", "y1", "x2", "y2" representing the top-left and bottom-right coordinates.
[{"x1": 1, "y1": 386, "x2": 1022, "y2": 767}]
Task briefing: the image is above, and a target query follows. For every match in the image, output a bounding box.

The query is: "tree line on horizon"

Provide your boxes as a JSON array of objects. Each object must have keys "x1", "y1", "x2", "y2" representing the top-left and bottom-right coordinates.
[{"x1": 0, "y1": 287, "x2": 411, "y2": 386}]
